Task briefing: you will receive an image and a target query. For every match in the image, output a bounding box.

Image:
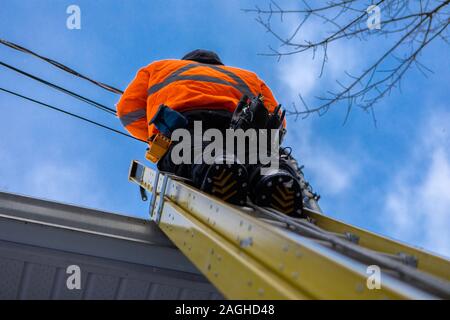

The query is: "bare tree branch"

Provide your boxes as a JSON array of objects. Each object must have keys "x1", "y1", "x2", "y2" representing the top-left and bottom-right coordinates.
[{"x1": 244, "y1": 0, "x2": 450, "y2": 122}]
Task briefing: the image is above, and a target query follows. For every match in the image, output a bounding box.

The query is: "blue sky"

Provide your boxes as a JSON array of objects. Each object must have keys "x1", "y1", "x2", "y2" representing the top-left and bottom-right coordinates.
[{"x1": 0, "y1": 0, "x2": 449, "y2": 257}]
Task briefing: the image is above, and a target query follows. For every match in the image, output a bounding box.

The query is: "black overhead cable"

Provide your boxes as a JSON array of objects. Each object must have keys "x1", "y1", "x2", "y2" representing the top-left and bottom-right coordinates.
[
  {"x1": 0, "y1": 61, "x2": 117, "y2": 115},
  {"x1": 0, "y1": 38, "x2": 124, "y2": 95},
  {"x1": 0, "y1": 87, "x2": 144, "y2": 143}
]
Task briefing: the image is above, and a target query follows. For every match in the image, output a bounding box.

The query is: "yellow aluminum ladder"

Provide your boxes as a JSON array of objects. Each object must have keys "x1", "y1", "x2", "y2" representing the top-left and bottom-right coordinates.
[{"x1": 128, "y1": 160, "x2": 450, "y2": 300}]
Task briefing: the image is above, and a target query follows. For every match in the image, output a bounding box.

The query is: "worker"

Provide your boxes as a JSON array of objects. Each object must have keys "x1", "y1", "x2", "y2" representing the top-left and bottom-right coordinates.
[{"x1": 117, "y1": 49, "x2": 304, "y2": 217}]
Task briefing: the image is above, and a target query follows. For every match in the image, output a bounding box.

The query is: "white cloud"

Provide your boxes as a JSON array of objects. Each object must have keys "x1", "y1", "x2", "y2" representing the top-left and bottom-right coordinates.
[
  {"x1": 275, "y1": 17, "x2": 360, "y2": 101},
  {"x1": 306, "y1": 148, "x2": 356, "y2": 195},
  {"x1": 272, "y1": 15, "x2": 362, "y2": 198},
  {"x1": 284, "y1": 121, "x2": 359, "y2": 197},
  {"x1": 0, "y1": 145, "x2": 106, "y2": 210},
  {"x1": 278, "y1": 41, "x2": 359, "y2": 100},
  {"x1": 26, "y1": 161, "x2": 104, "y2": 207},
  {"x1": 278, "y1": 52, "x2": 319, "y2": 99},
  {"x1": 383, "y1": 111, "x2": 450, "y2": 257}
]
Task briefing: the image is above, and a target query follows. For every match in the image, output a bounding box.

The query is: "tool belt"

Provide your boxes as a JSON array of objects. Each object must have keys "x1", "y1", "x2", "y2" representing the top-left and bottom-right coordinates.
[
  {"x1": 146, "y1": 96, "x2": 285, "y2": 163},
  {"x1": 146, "y1": 104, "x2": 188, "y2": 163}
]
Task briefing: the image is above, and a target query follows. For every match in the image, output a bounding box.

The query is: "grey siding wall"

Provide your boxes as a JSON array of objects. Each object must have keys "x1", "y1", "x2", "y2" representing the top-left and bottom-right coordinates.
[{"x1": 0, "y1": 192, "x2": 222, "y2": 300}]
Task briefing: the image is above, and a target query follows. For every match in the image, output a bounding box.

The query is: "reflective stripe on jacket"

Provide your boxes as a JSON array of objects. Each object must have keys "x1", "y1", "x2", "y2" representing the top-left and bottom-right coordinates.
[{"x1": 117, "y1": 59, "x2": 280, "y2": 142}]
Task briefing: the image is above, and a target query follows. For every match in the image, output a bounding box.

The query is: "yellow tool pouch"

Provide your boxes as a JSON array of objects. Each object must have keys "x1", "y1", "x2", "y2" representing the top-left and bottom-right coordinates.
[
  {"x1": 146, "y1": 104, "x2": 188, "y2": 163},
  {"x1": 145, "y1": 133, "x2": 172, "y2": 163}
]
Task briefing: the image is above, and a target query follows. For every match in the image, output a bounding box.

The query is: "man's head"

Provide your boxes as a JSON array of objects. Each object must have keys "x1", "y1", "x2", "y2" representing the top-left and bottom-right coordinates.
[{"x1": 182, "y1": 49, "x2": 224, "y2": 65}]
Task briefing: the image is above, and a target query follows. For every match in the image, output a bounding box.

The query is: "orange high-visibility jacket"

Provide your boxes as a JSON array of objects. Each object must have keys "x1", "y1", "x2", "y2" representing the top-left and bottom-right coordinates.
[{"x1": 117, "y1": 59, "x2": 281, "y2": 142}]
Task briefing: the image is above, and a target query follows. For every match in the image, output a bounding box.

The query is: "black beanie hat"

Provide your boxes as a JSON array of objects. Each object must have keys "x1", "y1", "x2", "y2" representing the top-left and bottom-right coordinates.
[{"x1": 182, "y1": 49, "x2": 224, "y2": 65}]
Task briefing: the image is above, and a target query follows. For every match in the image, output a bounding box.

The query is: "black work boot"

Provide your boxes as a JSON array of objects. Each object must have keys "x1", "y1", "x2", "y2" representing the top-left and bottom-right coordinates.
[
  {"x1": 247, "y1": 160, "x2": 304, "y2": 218},
  {"x1": 191, "y1": 155, "x2": 248, "y2": 206}
]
